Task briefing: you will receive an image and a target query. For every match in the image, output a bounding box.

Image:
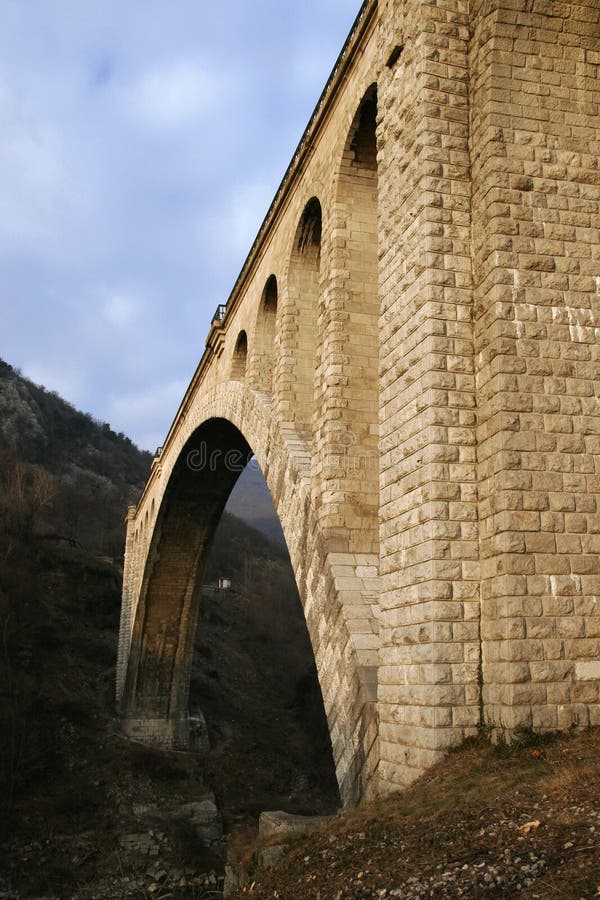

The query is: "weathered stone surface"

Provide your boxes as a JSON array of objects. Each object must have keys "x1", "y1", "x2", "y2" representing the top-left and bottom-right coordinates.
[
  {"x1": 223, "y1": 863, "x2": 244, "y2": 898},
  {"x1": 258, "y1": 811, "x2": 330, "y2": 841},
  {"x1": 117, "y1": 0, "x2": 600, "y2": 804},
  {"x1": 223, "y1": 811, "x2": 332, "y2": 895},
  {"x1": 183, "y1": 799, "x2": 222, "y2": 845}
]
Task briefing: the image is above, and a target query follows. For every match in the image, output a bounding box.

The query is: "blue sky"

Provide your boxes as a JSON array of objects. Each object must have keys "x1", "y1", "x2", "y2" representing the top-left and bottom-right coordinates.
[{"x1": 1, "y1": 0, "x2": 361, "y2": 451}]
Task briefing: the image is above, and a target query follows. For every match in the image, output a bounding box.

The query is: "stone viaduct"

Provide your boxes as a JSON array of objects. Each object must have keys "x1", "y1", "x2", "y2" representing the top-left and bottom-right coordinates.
[{"x1": 117, "y1": 0, "x2": 600, "y2": 805}]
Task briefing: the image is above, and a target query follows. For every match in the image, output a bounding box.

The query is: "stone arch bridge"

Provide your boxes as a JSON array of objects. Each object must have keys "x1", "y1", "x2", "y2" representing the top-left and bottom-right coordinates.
[{"x1": 118, "y1": 0, "x2": 600, "y2": 805}]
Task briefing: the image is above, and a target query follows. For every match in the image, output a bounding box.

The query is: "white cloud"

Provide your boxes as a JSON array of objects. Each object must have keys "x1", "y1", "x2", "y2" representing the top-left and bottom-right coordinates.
[
  {"x1": 127, "y1": 58, "x2": 223, "y2": 129},
  {"x1": 103, "y1": 291, "x2": 140, "y2": 329},
  {"x1": 290, "y1": 45, "x2": 338, "y2": 93},
  {"x1": 0, "y1": 80, "x2": 66, "y2": 243},
  {"x1": 204, "y1": 179, "x2": 274, "y2": 266},
  {"x1": 1, "y1": 0, "x2": 360, "y2": 452},
  {"x1": 230, "y1": 180, "x2": 274, "y2": 253},
  {"x1": 0, "y1": 77, "x2": 11, "y2": 112}
]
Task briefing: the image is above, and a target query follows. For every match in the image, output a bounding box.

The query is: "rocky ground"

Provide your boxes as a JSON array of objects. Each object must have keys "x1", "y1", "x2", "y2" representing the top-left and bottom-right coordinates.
[{"x1": 5, "y1": 729, "x2": 600, "y2": 900}]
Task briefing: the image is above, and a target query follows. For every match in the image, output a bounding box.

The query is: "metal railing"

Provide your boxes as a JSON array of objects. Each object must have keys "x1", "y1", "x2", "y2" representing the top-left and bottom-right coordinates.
[{"x1": 212, "y1": 304, "x2": 227, "y2": 323}]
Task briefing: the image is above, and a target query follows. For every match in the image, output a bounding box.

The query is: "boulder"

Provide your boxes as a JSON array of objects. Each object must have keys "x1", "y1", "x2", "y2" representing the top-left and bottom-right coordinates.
[
  {"x1": 258, "y1": 810, "x2": 330, "y2": 841},
  {"x1": 131, "y1": 793, "x2": 222, "y2": 847}
]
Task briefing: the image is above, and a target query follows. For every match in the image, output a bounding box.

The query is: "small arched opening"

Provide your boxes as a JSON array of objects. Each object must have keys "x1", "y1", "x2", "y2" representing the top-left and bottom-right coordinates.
[
  {"x1": 277, "y1": 198, "x2": 322, "y2": 438},
  {"x1": 230, "y1": 330, "x2": 248, "y2": 381},
  {"x1": 252, "y1": 275, "x2": 278, "y2": 392}
]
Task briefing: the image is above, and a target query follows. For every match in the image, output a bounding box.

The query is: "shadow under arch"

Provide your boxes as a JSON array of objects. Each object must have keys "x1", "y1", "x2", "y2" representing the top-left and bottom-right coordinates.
[
  {"x1": 119, "y1": 384, "x2": 379, "y2": 805},
  {"x1": 192, "y1": 461, "x2": 341, "y2": 813},
  {"x1": 120, "y1": 419, "x2": 251, "y2": 745}
]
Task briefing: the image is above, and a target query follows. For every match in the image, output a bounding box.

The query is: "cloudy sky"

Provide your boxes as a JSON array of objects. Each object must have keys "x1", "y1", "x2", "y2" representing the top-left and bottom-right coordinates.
[{"x1": 1, "y1": 0, "x2": 361, "y2": 451}]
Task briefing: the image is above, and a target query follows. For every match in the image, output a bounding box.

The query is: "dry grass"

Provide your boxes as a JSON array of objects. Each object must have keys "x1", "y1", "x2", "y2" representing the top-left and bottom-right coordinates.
[{"x1": 239, "y1": 728, "x2": 600, "y2": 899}]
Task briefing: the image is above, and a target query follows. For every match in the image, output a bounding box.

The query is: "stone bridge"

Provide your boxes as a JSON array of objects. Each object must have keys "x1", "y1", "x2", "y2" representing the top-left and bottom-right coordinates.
[{"x1": 117, "y1": 0, "x2": 600, "y2": 805}]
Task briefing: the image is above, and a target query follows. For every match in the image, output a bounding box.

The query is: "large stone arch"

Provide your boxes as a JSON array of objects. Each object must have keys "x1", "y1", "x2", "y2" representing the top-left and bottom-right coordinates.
[
  {"x1": 118, "y1": 0, "x2": 600, "y2": 804},
  {"x1": 118, "y1": 381, "x2": 379, "y2": 805}
]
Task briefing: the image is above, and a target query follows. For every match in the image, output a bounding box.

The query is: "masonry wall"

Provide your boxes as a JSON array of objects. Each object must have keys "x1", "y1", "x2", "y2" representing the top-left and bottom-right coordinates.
[
  {"x1": 471, "y1": 0, "x2": 600, "y2": 736},
  {"x1": 376, "y1": 0, "x2": 480, "y2": 791}
]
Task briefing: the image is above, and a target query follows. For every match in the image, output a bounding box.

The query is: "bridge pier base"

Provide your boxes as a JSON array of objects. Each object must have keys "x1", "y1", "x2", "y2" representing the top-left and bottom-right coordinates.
[
  {"x1": 336, "y1": 697, "x2": 379, "y2": 806},
  {"x1": 122, "y1": 716, "x2": 191, "y2": 750}
]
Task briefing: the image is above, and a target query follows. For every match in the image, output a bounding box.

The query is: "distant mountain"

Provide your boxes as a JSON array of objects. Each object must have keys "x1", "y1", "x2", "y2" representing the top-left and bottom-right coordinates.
[
  {"x1": 225, "y1": 461, "x2": 286, "y2": 548},
  {"x1": 0, "y1": 358, "x2": 152, "y2": 556},
  {"x1": 0, "y1": 358, "x2": 152, "y2": 479}
]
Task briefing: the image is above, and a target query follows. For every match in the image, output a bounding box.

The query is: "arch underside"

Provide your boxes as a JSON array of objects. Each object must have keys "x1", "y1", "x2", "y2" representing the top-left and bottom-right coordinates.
[{"x1": 118, "y1": 382, "x2": 379, "y2": 805}]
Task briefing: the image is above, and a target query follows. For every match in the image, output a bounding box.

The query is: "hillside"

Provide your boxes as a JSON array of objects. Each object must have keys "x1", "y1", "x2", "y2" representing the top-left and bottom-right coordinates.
[
  {"x1": 0, "y1": 358, "x2": 153, "y2": 556},
  {"x1": 196, "y1": 512, "x2": 339, "y2": 822}
]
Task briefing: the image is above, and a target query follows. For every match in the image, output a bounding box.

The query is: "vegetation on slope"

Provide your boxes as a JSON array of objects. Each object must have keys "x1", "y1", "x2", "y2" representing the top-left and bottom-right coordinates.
[
  {"x1": 0, "y1": 358, "x2": 152, "y2": 823},
  {"x1": 0, "y1": 358, "x2": 152, "y2": 556}
]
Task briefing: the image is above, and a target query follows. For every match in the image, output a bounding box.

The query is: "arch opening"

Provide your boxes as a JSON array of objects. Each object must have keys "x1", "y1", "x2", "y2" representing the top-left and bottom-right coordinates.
[
  {"x1": 191, "y1": 461, "x2": 340, "y2": 819},
  {"x1": 252, "y1": 275, "x2": 278, "y2": 392},
  {"x1": 120, "y1": 417, "x2": 340, "y2": 816},
  {"x1": 231, "y1": 330, "x2": 248, "y2": 381},
  {"x1": 277, "y1": 198, "x2": 322, "y2": 438}
]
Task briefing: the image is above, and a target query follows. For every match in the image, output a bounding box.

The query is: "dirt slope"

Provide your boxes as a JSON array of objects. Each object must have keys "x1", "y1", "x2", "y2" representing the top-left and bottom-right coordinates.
[{"x1": 234, "y1": 729, "x2": 600, "y2": 899}]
